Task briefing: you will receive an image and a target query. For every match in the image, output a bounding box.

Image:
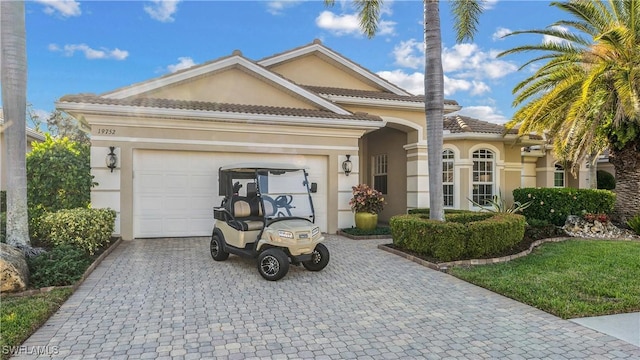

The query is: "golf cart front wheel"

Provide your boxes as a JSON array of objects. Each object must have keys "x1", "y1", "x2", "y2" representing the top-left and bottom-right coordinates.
[
  {"x1": 257, "y1": 248, "x2": 289, "y2": 281},
  {"x1": 302, "y1": 243, "x2": 330, "y2": 271},
  {"x1": 210, "y1": 233, "x2": 229, "y2": 261}
]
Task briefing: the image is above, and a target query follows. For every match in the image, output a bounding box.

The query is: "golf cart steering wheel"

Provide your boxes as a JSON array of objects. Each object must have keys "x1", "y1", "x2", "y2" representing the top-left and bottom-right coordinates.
[{"x1": 274, "y1": 195, "x2": 294, "y2": 217}]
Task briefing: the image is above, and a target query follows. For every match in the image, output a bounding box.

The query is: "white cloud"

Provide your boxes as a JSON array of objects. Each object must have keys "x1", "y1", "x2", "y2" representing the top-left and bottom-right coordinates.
[
  {"x1": 442, "y1": 43, "x2": 517, "y2": 79},
  {"x1": 376, "y1": 70, "x2": 424, "y2": 95},
  {"x1": 49, "y1": 43, "x2": 129, "y2": 60},
  {"x1": 144, "y1": 0, "x2": 181, "y2": 23},
  {"x1": 543, "y1": 25, "x2": 570, "y2": 45},
  {"x1": 392, "y1": 39, "x2": 423, "y2": 69},
  {"x1": 451, "y1": 106, "x2": 510, "y2": 124},
  {"x1": 315, "y1": 10, "x2": 395, "y2": 37},
  {"x1": 484, "y1": 0, "x2": 499, "y2": 10},
  {"x1": 492, "y1": 27, "x2": 512, "y2": 41},
  {"x1": 167, "y1": 57, "x2": 196, "y2": 73},
  {"x1": 266, "y1": 1, "x2": 302, "y2": 15},
  {"x1": 36, "y1": 0, "x2": 81, "y2": 17}
]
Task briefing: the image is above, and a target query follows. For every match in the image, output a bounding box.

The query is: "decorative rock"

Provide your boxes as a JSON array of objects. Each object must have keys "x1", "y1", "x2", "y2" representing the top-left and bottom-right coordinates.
[
  {"x1": 0, "y1": 243, "x2": 29, "y2": 293},
  {"x1": 563, "y1": 215, "x2": 639, "y2": 239}
]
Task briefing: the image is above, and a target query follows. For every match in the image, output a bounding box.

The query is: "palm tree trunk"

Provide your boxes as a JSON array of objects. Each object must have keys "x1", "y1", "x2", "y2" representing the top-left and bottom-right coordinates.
[
  {"x1": 1, "y1": 1, "x2": 31, "y2": 247},
  {"x1": 588, "y1": 152, "x2": 598, "y2": 189},
  {"x1": 425, "y1": 0, "x2": 444, "y2": 221},
  {"x1": 609, "y1": 137, "x2": 640, "y2": 224}
]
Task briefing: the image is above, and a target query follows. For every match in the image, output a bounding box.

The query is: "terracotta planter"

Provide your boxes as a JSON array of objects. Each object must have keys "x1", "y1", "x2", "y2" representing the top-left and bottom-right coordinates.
[{"x1": 355, "y1": 212, "x2": 378, "y2": 231}]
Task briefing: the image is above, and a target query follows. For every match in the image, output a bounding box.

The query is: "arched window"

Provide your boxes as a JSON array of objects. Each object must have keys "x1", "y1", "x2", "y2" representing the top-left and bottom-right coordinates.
[
  {"x1": 443, "y1": 149, "x2": 454, "y2": 207},
  {"x1": 554, "y1": 164, "x2": 565, "y2": 188},
  {"x1": 472, "y1": 149, "x2": 495, "y2": 206}
]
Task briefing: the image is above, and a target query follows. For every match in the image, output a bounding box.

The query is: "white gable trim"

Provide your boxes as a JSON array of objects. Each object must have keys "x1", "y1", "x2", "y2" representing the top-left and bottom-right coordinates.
[
  {"x1": 258, "y1": 43, "x2": 412, "y2": 97},
  {"x1": 101, "y1": 55, "x2": 351, "y2": 116}
]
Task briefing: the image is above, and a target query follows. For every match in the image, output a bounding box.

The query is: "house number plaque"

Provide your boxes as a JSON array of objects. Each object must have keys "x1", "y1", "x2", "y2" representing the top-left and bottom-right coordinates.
[{"x1": 97, "y1": 128, "x2": 116, "y2": 135}]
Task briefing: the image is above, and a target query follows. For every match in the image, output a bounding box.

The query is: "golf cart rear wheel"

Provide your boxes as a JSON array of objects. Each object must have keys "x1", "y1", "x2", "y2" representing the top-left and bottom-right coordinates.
[
  {"x1": 302, "y1": 243, "x2": 329, "y2": 271},
  {"x1": 210, "y1": 233, "x2": 229, "y2": 261},
  {"x1": 257, "y1": 248, "x2": 289, "y2": 281}
]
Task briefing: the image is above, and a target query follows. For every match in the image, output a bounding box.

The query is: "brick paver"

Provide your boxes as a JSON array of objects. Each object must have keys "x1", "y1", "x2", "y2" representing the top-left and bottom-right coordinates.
[{"x1": 13, "y1": 236, "x2": 640, "y2": 359}]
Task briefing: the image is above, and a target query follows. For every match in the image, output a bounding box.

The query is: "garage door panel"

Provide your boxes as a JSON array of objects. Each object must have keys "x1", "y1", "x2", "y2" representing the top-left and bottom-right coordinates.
[{"x1": 134, "y1": 150, "x2": 327, "y2": 238}]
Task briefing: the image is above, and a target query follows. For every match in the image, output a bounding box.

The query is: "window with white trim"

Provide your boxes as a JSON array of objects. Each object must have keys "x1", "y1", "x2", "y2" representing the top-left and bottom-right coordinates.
[
  {"x1": 443, "y1": 149, "x2": 454, "y2": 207},
  {"x1": 373, "y1": 154, "x2": 388, "y2": 195},
  {"x1": 472, "y1": 149, "x2": 494, "y2": 206},
  {"x1": 554, "y1": 164, "x2": 565, "y2": 187}
]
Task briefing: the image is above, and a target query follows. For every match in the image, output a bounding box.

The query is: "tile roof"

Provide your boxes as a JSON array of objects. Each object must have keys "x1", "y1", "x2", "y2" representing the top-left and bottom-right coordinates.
[
  {"x1": 304, "y1": 85, "x2": 459, "y2": 106},
  {"x1": 58, "y1": 95, "x2": 383, "y2": 122},
  {"x1": 444, "y1": 115, "x2": 543, "y2": 139}
]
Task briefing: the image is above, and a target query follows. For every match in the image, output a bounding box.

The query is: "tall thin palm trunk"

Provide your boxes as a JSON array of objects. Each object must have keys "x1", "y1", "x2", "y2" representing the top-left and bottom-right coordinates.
[
  {"x1": 1, "y1": 0, "x2": 31, "y2": 247},
  {"x1": 425, "y1": 0, "x2": 444, "y2": 221},
  {"x1": 609, "y1": 137, "x2": 640, "y2": 223}
]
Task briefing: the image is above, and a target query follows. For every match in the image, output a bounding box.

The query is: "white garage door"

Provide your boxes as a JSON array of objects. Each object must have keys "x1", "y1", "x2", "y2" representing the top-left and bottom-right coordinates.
[{"x1": 133, "y1": 150, "x2": 327, "y2": 238}]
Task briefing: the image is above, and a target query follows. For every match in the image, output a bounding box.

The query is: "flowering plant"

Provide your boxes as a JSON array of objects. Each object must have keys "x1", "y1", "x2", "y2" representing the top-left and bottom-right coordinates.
[{"x1": 349, "y1": 184, "x2": 385, "y2": 214}]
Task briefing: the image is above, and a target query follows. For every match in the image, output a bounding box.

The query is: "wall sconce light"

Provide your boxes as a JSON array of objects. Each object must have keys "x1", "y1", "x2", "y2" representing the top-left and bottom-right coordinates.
[
  {"x1": 342, "y1": 155, "x2": 352, "y2": 176},
  {"x1": 106, "y1": 146, "x2": 117, "y2": 173}
]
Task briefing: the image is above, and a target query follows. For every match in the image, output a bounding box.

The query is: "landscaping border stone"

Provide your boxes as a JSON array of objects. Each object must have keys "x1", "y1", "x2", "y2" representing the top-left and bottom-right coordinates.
[
  {"x1": 378, "y1": 236, "x2": 640, "y2": 273},
  {"x1": 1, "y1": 237, "x2": 122, "y2": 298}
]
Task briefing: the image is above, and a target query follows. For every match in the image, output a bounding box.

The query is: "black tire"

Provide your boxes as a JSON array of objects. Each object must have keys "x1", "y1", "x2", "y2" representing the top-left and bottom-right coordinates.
[
  {"x1": 302, "y1": 243, "x2": 330, "y2": 272},
  {"x1": 257, "y1": 248, "x2": 289, "y2": 281},
  {"x1": 210, "y1": 233, "x2": 229, "y2": 261}
]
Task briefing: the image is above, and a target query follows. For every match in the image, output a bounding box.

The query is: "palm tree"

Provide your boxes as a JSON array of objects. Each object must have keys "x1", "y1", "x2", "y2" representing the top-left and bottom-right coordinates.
[
  {"x1": 325, "y1": 0, "x2": 484, "y2": 221},
  {"x1": 1, "y1": 1, "x2": 31, "y2": 247},
  {"x1": 499, "y1": 0, "x2": 640, "y2": 222}
]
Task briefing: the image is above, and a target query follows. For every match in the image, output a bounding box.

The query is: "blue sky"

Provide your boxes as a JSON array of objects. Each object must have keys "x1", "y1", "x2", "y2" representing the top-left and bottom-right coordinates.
[{"x1": 15, "y1": 0, "x2": 568, "y2": 125}]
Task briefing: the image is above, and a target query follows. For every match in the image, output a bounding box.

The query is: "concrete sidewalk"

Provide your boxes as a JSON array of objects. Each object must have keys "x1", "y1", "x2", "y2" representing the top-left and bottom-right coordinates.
[
  {"x1": 14, "y1": 236, "x2": 640, "y2": 359},
  {"x1": 571, "y1": 312, "x2": 640, "y2": 347}
]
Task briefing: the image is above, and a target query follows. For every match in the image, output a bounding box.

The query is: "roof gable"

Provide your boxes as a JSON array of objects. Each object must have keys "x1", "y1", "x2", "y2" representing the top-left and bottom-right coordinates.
[
  {"x1": 101, "y1": 52, "x2": 350, "y2": 115},
  {"x1": 259, "y1": 40, "x2": 411, "y2": 96}
]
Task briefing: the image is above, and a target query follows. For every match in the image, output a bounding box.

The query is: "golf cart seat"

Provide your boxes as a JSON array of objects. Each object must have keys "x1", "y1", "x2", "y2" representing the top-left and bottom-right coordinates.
[{"x1": 227, "y1": 183, "x2": 263, "y2": 231}]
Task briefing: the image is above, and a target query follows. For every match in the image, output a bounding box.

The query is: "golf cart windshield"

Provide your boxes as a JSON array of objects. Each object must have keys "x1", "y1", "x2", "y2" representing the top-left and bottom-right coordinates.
[{"x1": 257, "y1": 169, "x2": 314, "y2": 221}]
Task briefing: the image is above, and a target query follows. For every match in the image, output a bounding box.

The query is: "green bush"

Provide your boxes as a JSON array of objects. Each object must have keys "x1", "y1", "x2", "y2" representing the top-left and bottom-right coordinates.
[
  {"x1": 27, "y1": 135, "x2": 96, "y2": 240},
  {"x1": 390, "y1": 212, "x2": 526, "y2": 261},
  {"x1": 27, "y1": 244, "x2": 91, "y2": 288},
  {"x1": 513, "y1": 188, "x2": 615, "y2": 226},
  {"x1": 628, "y1": 215, "x2": 640, "y2": 235},
  {"x1": 407, "y1": 208, "x2": 470, "y2": 215},
  {"x1": 341, "y1": 227, "x2": 391, "y2": 236},
  {"x1": 39, "y1": 208, "x2": 116, "y2": 255},
  {"x1": 597, "y1": 170, "x2": 616, "y2": 190},
  {"x1": 1, "y1": 190, "x2": 5, "y2": 212}
]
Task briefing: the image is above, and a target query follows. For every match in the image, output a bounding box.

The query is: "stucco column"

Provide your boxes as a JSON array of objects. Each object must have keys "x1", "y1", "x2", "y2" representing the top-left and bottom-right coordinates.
[{"x1": 404, "y1": 142, "x2": 429, "y2": 210}]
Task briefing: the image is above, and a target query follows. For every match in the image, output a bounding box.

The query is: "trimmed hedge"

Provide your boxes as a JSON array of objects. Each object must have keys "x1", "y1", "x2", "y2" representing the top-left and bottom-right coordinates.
[
  {"x1": 597, "y1": 170, "x2": 616, "y2": 190},
  {"x1": 408, "y1": 208, "x2": 470, "y2": 215},
  {"x1": 513, "y1": 188, "x2": 615, "y2": 226},
  {"x1": 390, "y1": 212, "x2": 526, "y2": 262},
  {"x1": 39, "y1": 208, "x2": 116, "y2": 255}
]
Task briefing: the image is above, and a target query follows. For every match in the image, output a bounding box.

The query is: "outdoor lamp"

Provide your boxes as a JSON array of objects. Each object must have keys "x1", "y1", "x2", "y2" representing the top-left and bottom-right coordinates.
[
  {"x1": 106, "y1": 146, "x2": 117, "y2": 172},
  {"x1": 342, "y1": 155, "x2": 352, "y2": 176}
]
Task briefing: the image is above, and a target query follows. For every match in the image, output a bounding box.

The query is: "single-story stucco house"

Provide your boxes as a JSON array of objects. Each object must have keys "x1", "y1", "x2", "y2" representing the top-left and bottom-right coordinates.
[
  {"x1": 0, "y1": 109, "x2": 46, "y2": 192},
  {"x1": 56, "y1": 40, "x2": 603, "y2": 240}
]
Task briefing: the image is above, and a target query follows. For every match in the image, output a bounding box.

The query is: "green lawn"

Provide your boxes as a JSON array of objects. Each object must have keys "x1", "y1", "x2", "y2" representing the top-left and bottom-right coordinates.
[
  {"x1": 0, "y1": 289, "x2": 73, "y2": 360},
  {"x1": 449, "y1": 239, "x2": 640, "y2": 319}
]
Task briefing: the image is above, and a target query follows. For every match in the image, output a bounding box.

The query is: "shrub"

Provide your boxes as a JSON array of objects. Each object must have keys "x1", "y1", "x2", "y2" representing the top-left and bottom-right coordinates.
[
  {"x1": 390, "y1": 212, "x2": 526, "y2": 261},
  {"x1": 341, "y1": 227, "x2": 391, "y2": 236},
  {"x1": 628, "y1": 215, "x2": 640, "y2": 235},
  {"x1": 349, "y1": 184, "x2": 385, "y2": 214},
  {"x1": 0, "y1": 212, "x2": 5, "y2": 243},
  {"x1": 27, "y1": 135, "x2": 96, "y2": 240},
  {"x1": 407, "y1": 208, "x2": 469, "y2": 215},
  {"x1": 597, "y1": 170, "x2": 616, "y2": 190},
  {"x1": 39, "y1": 208, "x2": 116, "y2": 255},
  {"x1": 1, "y1": 190, "x2": 5, "y2": 212},
  {"x1": 27, "y1": 244, "x2": 91, "y2": 288},
  {"x1": 513, "y1": 188, "x2": 615, "y2": 226}
]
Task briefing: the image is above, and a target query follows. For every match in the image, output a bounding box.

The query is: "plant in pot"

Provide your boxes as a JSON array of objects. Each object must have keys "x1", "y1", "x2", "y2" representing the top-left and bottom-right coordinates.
[{"x1": 349, "y1": 184, "x2": 385, "y2": 231}]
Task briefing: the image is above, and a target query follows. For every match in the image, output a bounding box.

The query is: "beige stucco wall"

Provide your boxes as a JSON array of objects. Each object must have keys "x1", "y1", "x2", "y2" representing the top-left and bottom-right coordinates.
[
  {"x1": 85, "y1": 113, "x2": 370, "y2": 239},
  {"x1": 141, "y1": 68, "x2": 317, "y2": 109},
  {"x1": 267, "y1": 55, "x2": 381, "y2": 91}
]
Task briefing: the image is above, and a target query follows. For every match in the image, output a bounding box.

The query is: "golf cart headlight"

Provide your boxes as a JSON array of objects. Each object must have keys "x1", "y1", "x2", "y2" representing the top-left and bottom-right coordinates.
[
  {"x1": 312, "y1": 227, "x2": 320, "y2": 237},
  {"x1": 278, "y1": 230, "x2": 294, "y2": 239}
]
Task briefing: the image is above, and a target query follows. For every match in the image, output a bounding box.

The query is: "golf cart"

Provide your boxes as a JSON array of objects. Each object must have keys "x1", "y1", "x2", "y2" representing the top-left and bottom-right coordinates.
[{"x1": 211, "y1": 163, "x2": 329, "y2": 281}]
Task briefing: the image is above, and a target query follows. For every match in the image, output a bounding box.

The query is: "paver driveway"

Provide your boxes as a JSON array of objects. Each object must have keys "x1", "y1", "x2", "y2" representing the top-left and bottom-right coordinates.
[{"x1": 15, "y1": 236, "x2": 640, "y2": 359}]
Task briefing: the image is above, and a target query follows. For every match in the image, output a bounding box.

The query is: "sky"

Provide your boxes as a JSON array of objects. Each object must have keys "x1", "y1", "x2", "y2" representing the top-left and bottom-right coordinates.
[{"x1": 9, "y1": 0, "x2": 570, "y2": 126}]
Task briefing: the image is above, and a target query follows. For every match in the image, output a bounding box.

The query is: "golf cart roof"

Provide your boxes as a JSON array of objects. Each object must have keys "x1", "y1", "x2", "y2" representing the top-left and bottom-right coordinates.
[{"x1": 219, "y1": 163, "x2": 308, "y2": 172}]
